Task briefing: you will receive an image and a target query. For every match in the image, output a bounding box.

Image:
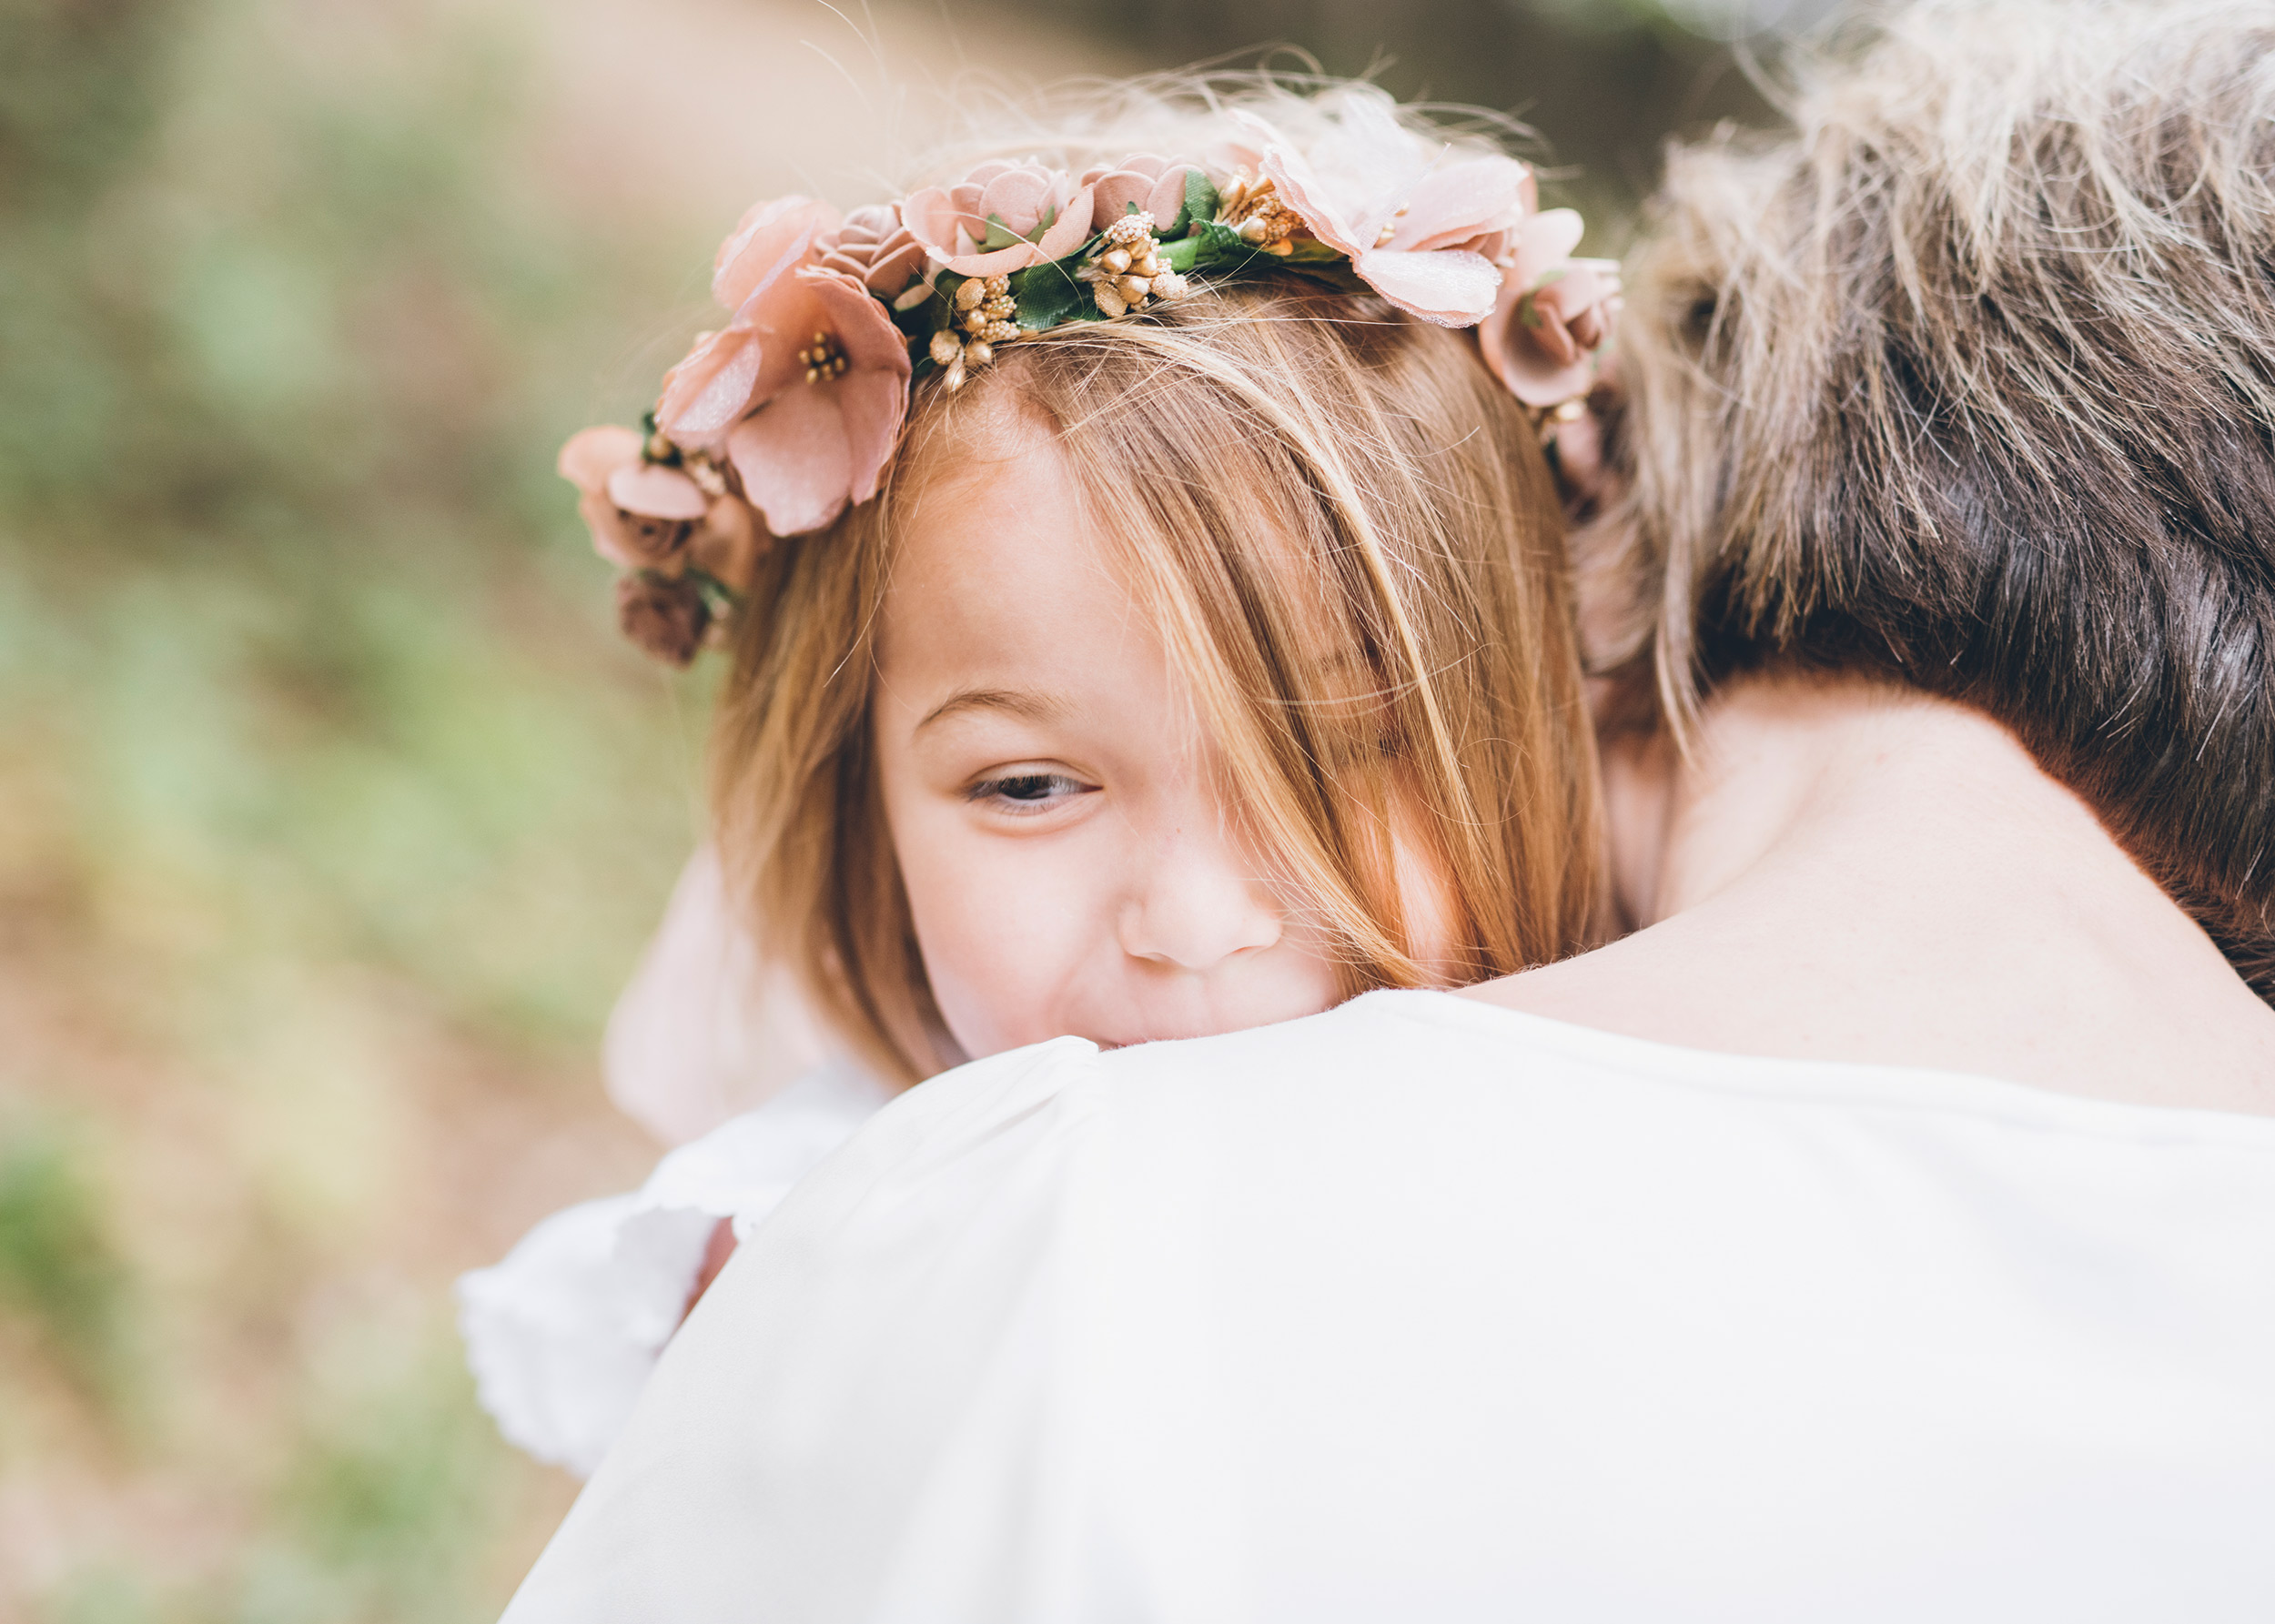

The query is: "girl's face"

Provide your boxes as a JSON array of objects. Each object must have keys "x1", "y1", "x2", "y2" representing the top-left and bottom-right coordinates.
[{"x1": 872, "y1": 433, "x2": 1352, "y2": 1061}]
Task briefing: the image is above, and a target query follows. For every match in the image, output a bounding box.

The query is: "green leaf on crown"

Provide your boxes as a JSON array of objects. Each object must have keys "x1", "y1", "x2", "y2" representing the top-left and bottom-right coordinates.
[
  {"x1": 1007, "y1": 252, "x2": 1095, "y2": 330},
  {"x1": 1178, "y1": 218, "x2": 1265, "y2": 272},
  {"x1": 980, "y1": 206, "x2": 1064, "y2": 252},
  {"x1": 1169, "y1": 170, "x2": 1219, "y2": 239}
]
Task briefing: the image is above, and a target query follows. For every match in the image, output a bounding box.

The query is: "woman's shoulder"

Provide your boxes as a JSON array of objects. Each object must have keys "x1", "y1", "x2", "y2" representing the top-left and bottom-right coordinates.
[
  {"x1": 763, "y1": 990, "x2": 2275, "y2": 1267},
  {"x1": 506, "y1": 991, "x2": 2275, "y2": 1623},
  {"x1": 774, "y1": 987, "x2": 2275, "y2": 1337},
  {"x1": 1088, "y1": 986, "x2": 2275, "y2": 1158}
]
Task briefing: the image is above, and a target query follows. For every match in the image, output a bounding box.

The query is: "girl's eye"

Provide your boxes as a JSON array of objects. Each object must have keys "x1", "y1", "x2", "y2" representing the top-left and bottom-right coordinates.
[{"x1": 967, "y1": 772, "x2": 1095, "y2": 815}]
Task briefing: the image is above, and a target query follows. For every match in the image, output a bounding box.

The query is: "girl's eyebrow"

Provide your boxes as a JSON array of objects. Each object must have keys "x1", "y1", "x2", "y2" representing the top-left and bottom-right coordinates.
[{"x1": 916, "y1": 687, "x2": 1069, "y2": 732}]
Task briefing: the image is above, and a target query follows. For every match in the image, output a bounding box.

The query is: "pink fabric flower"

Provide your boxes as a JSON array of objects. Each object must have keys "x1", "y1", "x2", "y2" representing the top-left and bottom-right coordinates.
[
  {"x1": 815, "y1": 204, "x2": 928, "y2": 300},
  {"x1": 655, "y1": 327, "x2": 767, "y2": 455},
  {"x1": 667, "y1": 196, "x2": 858, "y2": 453},
  {"x1": 1225, "y1": 100, "x2": 1532, "y2": 327},
  {"x1": 559, "y1": 426, "x2": 767, "y2": 585},
  {"x1": 901, "y1": 160, "x2": 1097, "y2": 277},
  {"x1": 616, "y1": 572, "x2": 710, "y2": 666},
  {"x1": 558, "y1": 426, "x2": 707, "y2": 570},
  {"x1": 1478, "y1": 208, "x2": 1623, "y2": 408},
  {"x1": 713, "y1": 196, "x2": 840, "y2": 313},
  {"x1": 1081, "y1": 155, "x2": 1206, "y2": 232},
  {"x1": 721, "y1": 268, "x2": 912, "y2": 536}
]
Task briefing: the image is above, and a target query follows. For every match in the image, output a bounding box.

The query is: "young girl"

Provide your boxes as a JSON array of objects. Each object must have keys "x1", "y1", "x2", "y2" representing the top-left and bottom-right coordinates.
[{"x1": 460, "y1": 79, "x2": 1619, "y2": 1476}]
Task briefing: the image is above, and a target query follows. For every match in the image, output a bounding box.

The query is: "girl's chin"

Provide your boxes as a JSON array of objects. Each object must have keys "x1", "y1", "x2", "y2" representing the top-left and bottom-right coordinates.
[
  {"x1": 951, "y1": 988, "x2": 1347, "y2": 1061},
  {"x1": 1079, "y1": 1004, "x2": 1343, "y2": 1053}
]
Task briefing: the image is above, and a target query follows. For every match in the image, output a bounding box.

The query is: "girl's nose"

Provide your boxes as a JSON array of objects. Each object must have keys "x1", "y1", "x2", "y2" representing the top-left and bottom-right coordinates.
[{"x1": 1117, "y1": 822, "x2": 1285, "y2": 973}]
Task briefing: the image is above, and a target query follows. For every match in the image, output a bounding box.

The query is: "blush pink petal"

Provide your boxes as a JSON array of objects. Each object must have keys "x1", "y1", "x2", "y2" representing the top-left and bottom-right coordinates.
[
  {"x1": 799, "y1": 271, "x2": 910, "y2": 504},
  {"x1": 1493, "y1": 341, "x2": 1595, "y2": 409},
  {"x1": 656, "y1": 327, "x2": 768, "y2": 450},
  {"x1": 1031, "y1": 183, "x2": 1097, "y2": 260},
  {"x1": 1389, "y1": 157, "x2": 1533, "y2": 253},
  {"x1": 818, "y1": 206, "x2": 928, "y2": 298},
  {"x1": 903, "y1": 164, "x2": 1096, "y2": 277},
  {"x1": 1510, "y1": 209, "x2": 1588, "y2": 286},
  {"x1": 1085, "y1": 155, "x2": 1199, "y2": 229},
  {"x1": 978, "y1": 168, "x2": 1053, "y2": 229},
  {"x1": 1535, "y1": 262, "x2": 1617, "y2": 343},
  {"x1": 713, "y1": 196, "x2": 840, "y2": 312},
  {"x1": 740, "y1": 278, "x2": 831, "y2": 401},
  {"x1": 1228, "y1": 110, "x2": 1366, "y2": 258},
  {"x1": 902, "y1": 186, "x2": 1001, "y2": 276},
  {"x1": 736, "y1": 269, "x2": 906, "y2": 396},
  {"x1": 1085, "y1": 166, "x2": 1148, "y2": 226},
  {"x1": 1478, "y1": 268, "x2": 1525, "y2": 398},
  {"x1": 1299, "y1": 89, "x2": 1431, "y2": 236},
  {"x1": 947, "y1": 182, "x2": 988, "y2": 222},
  {"x1": 1218, "y1": 133, "x2": 1268, "y2": 177},
  {"x1": 800, "y1": 268, "x2": 913, "y2": 374},
  {"x1": 606, "y1": 462, "x2": 708, "y2": 519},
  {"x1": 1480, "y1": 256, "x2": 1613, "y2": 407},
  {"x1": 557, "y1": 425, "x2": 642, "y2": 493},
  {"x1": 940, "y1": 241, "x2": 1043, "y2": 277},
  {"x1": 727, "y1": 385, "x2": 854, "y2": 538},
  {"x1": 865, "y1": 239, "x2": 927, "y2": 295},
  {"x1": 834, "y1": 368, "x2": 908, "y2": 506},
  {"x1": 1354, "y1": 247, "x2": 1505, "y2": 326},
  {"x1": 1142, "y1": 167, "x2": 1192, "y2": 223},
  {"x1": 716, "y1": 269, "x2": 910, "y2": 534}
]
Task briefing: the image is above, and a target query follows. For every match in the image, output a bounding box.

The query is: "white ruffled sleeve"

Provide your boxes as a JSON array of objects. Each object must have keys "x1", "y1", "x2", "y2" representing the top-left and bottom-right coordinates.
[{"x1": 456, "y1": 1060, "x2": 894, "y2": 1477}]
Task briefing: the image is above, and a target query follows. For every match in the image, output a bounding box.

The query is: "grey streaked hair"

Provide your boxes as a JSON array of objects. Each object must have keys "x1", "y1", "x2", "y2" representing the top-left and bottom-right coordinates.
[{"x1": 1601, "y1": 0, "x2": 2275, "y2": 997}]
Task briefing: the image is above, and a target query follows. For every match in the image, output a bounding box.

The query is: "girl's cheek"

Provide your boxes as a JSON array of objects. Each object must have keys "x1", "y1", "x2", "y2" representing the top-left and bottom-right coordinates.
[{"x1": 905, "y1": 837, "x2": 1091, "y2": 1060}]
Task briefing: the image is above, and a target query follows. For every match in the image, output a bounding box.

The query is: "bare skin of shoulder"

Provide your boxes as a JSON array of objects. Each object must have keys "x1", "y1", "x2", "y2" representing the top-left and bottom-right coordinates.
[{"x1": 1468, "y1": 673, "x2": 2275, "y2": 1115}]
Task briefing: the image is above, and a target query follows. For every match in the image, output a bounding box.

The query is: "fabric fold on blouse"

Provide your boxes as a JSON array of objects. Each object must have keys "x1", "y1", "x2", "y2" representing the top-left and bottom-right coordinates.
[{"x1": 457, "y1": 1059, "x2": 893, "y2": 1477}]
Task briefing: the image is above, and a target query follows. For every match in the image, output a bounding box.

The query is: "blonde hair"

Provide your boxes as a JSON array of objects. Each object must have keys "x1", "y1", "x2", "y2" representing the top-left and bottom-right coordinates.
[
  {"x1": 712, "y1": 276, "x2": 1603, "y2": 1084},
  {"x1": 1601, "y1": 0, "x2": 2275, "y2": 999}
]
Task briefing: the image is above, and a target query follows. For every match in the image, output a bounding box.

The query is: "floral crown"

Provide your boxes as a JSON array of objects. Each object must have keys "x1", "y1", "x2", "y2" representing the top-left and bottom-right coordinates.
[{"x1": 559, "y1": 94, "x2": 1620, "y2": 665}]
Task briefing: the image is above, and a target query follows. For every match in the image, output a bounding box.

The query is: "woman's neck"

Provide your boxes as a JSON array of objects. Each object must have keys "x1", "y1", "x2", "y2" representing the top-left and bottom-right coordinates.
[{"x1": 1472, "y1": 673, "x2": 2275, "y2": 1114}]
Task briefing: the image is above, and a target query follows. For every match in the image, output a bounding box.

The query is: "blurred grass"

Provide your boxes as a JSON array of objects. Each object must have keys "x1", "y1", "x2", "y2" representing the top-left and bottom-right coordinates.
[
  {"x1": 0, "y1": 1112, "x2": 134, "y2": 1414},
  {"x1": 2, "y1": 0, "x2": 709, "y2": 1614}
]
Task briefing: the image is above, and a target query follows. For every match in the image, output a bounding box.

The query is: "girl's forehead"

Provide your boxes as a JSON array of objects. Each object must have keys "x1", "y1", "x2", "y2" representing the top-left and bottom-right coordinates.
[
  {"x1": 878, "y1": 433, "x2": 1165, "y2": 701},
  {"x1": 889, "y1": 425, "x2": 1135, "y2": 623},
  {"x1": 878, "y1": 370, "x2": 1392, "y2": 728}
]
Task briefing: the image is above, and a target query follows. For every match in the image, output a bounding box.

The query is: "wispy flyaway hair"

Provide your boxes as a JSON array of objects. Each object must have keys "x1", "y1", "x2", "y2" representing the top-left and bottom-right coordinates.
[{"x1": 1604, "y1": 0, "x2": 2275, "y2": 998}]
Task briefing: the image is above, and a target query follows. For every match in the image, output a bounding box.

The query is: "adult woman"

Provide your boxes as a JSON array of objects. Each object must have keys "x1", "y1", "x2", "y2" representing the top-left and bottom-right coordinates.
[{"x1": 504, "y1": 3, "x2": 2275, "y2": 1618}]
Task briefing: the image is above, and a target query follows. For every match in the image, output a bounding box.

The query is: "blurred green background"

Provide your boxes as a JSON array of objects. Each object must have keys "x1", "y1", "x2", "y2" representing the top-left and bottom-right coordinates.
[{"x1": 0, "y1": 0, "x2": 1779, "y2": 1616}]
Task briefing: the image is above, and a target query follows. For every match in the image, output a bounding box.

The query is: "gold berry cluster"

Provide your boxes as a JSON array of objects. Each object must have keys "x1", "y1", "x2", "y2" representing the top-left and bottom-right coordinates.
[
  {"x1": 1078, "y1": 213, "x2": 1188, "y2": 318},
  {"x1": 1217, "y1": 174, "x2": 1300, "y2": 257},
  {"x1": 926, "y1": 274, "x2": 1016, "y2": 391},
  {"x1": 798, "y1": 330, "x2": 850, "y2": 385}
]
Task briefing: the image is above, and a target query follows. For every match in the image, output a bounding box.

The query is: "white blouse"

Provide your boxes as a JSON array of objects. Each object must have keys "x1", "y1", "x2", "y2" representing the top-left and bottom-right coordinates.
[
  {"x1": 501, "y1": 989, "x2": 2275, "y2": 1623},
  {"x1": 457, "y1": 1060, "x2": 892, "y2": 1476}
]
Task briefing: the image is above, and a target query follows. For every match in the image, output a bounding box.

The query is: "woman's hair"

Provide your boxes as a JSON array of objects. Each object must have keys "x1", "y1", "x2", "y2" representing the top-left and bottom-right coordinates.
[
  {"x1": 711, "y1": 278, "x2": 1601, "y2": 1083},
  {"x1": 1602, "y1": 0, "x2": 2275, "y2": 998}
]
